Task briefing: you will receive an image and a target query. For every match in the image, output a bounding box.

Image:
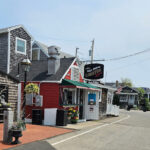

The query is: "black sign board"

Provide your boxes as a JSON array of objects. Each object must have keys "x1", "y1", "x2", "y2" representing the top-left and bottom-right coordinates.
[{"x1": 84, "y1": 63, "x2": 104, "y2": 79}]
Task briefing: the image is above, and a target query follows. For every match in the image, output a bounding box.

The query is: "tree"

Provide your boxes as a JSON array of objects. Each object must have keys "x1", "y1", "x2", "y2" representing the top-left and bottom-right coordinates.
[
  {"x1": 137, "y1": 88, "x2": 145, "y2": 108},
  {"x1": 144, "y1": 98, "x2": 150, "y2": 111},
  {"x1": 121, "y1": 78, "x2": 133, "y2": 87},
  {"x1": 137, "y1": 88, "x2": 145, "y2": 102}
]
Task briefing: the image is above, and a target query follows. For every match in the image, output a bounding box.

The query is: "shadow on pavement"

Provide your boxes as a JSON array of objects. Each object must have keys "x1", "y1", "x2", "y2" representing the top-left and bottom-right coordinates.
[{"x1": 4, "y1": 141, "x2": 56, "y2": 150}]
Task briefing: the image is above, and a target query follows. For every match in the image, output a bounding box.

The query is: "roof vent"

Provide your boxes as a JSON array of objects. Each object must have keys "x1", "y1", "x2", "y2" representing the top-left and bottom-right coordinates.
[{"x1": 48, "y1": 46, "x2": 60, "y2": 57}]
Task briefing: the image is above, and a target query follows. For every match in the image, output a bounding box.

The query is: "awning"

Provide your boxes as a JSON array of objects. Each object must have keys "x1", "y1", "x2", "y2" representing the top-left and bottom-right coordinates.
[{"x1": 61, "y1": 79, "x2": 100, "y2": 91}]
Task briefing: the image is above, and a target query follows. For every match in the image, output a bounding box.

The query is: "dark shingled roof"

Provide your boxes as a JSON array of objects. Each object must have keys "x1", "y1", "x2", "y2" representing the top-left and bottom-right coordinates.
[
  {"x1": 0, "y1": 70, "x2": 19, "y2": 83},
  {"x1": 10, "y1": 57, "x2": 75, "y2": 82}
]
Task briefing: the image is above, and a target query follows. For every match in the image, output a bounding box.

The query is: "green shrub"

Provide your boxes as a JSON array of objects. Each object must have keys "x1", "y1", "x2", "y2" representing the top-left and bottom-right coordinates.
[{"x1": 145, "y1": 98, "x2": 150, "y2": 111}]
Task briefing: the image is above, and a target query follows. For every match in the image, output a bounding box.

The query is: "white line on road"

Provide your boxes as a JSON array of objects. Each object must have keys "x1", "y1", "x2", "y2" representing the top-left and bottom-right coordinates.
[
  {"x1": 51, "y1": 115, "x2": 130, "y2": 146},
  {"x1": 110, "y1": 115, "x2": 130, "y2": 125}
]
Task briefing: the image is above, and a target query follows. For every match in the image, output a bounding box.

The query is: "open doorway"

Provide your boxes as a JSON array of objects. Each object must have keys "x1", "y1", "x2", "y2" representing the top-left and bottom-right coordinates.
[{"x1": 79, "y1": 89, "x2": 84, "y2": 119}]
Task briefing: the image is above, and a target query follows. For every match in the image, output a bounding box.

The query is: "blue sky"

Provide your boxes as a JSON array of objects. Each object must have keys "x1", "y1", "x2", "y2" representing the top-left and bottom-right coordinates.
[{"x1": 0, "y1": 0, "x2": 150, "y2": 87}]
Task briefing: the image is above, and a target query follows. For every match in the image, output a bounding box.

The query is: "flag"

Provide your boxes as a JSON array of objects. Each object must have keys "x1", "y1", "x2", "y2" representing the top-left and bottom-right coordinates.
[{"x1": 116, "y1": 87, "x2": 122, "y2": 94}]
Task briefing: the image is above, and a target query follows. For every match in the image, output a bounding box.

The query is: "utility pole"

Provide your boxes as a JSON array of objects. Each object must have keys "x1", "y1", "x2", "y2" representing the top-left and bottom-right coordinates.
[
  {"x1": 91, "y1": 39, "x2": 95, "y2": 64},
  {"x1": 75, "y1": 47, "x2": 79, "y2": 58}
]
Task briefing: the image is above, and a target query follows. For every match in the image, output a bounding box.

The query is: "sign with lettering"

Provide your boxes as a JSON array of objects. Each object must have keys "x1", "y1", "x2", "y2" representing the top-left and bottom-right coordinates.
[{"x1": 84, "y1": 63, "x2": 104, "y2": 79}]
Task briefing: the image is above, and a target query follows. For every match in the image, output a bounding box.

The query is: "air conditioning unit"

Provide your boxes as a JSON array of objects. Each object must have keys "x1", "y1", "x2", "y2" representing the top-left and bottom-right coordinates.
[{"x1": 35, "y1": 95, "x2": 43, "y2": 107}]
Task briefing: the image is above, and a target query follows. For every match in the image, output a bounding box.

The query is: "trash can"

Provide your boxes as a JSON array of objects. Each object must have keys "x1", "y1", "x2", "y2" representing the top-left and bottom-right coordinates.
[
  {"x1": 32, "y1": 109, "x2": 43, "y2": 125},
  {"x1": 56, "y1": 109, "x2": 68, "y2": 126}
]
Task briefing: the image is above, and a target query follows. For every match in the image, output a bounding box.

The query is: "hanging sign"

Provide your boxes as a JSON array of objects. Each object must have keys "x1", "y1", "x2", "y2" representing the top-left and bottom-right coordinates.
[{"x1": 84, "y1": 63, "x2": 104, "y2": 79}]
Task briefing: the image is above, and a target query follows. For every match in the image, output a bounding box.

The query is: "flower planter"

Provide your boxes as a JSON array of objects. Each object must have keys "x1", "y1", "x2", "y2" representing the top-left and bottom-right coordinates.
[
  {"x1": 25, "y1": 83, "x2": 39, "y2": 94},
  {"x1": 71, "y1": 119, "x2": 77, "y2": 124},
  {"x1": 11, "y1": 130, "x2": 22, "y2": 144},
  {"x1": 67, "y1": 107, "x2": 79, "y2": 124},
  {"x1": 67, "y1": 117, "x2": 71, "y2": 124}
]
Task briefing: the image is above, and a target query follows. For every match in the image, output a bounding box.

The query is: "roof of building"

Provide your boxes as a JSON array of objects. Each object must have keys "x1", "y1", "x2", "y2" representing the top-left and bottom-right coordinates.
[
  {"x1": 122, "y1": 86, "x2": 139, "y2": 93},
  {"x1": 0, "y1": 70, "x2": 19, "y2": 83},
  {"x1": 33, "y1": 41, "x2": 73, "y2": 58},
  {"x1": 61, "y1": 79, "x2": 100, "y2": 90},
  {"x1": 105, "y1": 82, "x2": 116, "y2": 87},
  {"x1": 133, "y1": 88, "x2": 139, "y2": 93},
  {"x1": 10, "y1": 57, "x2": 75, "y2": 82},
  {"x1": 87, "y1": 81, "x2": 117, "y2": 91},
  {"x1": 0, "y1": 25, "x2": 33, "y2": 39},
  {"x1": 105, "y1": 82, "x2": 122, "y2": 89},
  {"x1": 116, "y1": 86, "x2": 139, "y2": 95}
]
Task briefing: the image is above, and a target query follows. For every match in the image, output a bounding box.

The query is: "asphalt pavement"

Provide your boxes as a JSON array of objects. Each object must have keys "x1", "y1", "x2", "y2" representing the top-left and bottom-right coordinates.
[{"x1": 6, "y1": 110, "x2": 150, "y2": 150}]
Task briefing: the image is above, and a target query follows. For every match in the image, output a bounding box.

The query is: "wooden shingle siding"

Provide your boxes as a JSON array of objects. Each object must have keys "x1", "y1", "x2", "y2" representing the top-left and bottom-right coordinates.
[
  {"x1": 10, "y1": 27, "x2": 31, "y2": 72},
  {"x1": 32, "y1": 43, "x2": 39, "y2": 48},
  {"x1": 40, "y1": 50, "x2": 48, "y2": 60},
  {"x1": 0, "y1": 33, "x2": 8, "y2": 73},
  {"x1": 32, "y1": 43, "x2": 48, "y2": 60},
  {"x1": 0, "y1": 73, "x2": 18, "y2": 121}
]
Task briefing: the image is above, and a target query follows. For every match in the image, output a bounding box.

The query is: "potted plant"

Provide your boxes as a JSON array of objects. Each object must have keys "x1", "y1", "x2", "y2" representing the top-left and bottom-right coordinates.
[
  {"x1": 67, "y1": 108, "x2": 79, "y2": 124},
  {"x1": 10, "y1": 120, "x2": 25, "y2": 144},
  {"x1": 67, "y1": 108, "x2": 73, "y2": 120},
  {"x1": 67, "y1": 108, "x2": 73, "y2": 123},
  {"x1": 24, "y1": 83, "x2": 39, "y2": 96}
]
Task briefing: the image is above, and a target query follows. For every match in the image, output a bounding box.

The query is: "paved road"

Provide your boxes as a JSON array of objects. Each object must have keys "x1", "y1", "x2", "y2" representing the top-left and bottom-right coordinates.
[{"x1": 46, "y1": 110, "x2": 150, "y2": 150}]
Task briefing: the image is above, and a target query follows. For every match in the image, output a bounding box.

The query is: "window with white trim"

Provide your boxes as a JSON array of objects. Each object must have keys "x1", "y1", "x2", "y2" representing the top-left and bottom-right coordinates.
[
  {"x1": 62, "y1": 88, "x2": 76, "y2": 105},
  {"x1": 16, "y1": 37, "x2": 26, "y2": 55},
  {"x1": 32, "y1": 49, "x2": 39, "y2": 60}
]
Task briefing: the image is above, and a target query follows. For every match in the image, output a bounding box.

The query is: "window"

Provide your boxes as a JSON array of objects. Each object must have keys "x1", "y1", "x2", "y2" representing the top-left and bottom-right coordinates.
[
  {"x1": 62, "y1": 88, "x2": 76, "y2": 105},
  {"x1": 32, "y1": 49, "x2": 39, "y2": 60},
  {"x1": 120, "y1": 95, "x2": 127, "y2": 102},
  {"x1": 16, "y1": 37, "x2": 26, "y2": 55}
]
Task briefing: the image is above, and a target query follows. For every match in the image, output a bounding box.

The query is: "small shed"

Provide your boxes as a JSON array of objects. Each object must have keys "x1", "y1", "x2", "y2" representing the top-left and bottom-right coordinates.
[{"x1": 0, "y1": 70, "x2": 19, "y2": 122}]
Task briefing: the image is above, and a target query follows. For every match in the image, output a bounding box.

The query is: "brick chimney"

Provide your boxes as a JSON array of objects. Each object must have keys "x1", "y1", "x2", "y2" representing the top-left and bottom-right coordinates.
[{"x1": 47, "y1": 46, "x2": 60, "y2": 75}]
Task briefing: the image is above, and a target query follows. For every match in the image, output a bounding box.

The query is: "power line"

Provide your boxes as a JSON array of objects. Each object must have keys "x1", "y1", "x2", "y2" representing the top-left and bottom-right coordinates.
[
  {"x1": 103, "y1": 56, "x2": 150, "y2": 83},
  {"x1": 106, "y1": 48, "x2": 150, "y2": 61},
  {"x1": 81, "y1": 48, "x2": 150, "y2": 62},
  {"x1": 107, "y1": 56, "x2": 150, "y2": 73}
]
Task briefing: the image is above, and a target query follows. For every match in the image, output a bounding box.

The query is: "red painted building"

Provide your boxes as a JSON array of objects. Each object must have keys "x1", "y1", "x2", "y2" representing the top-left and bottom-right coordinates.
[
  {"x1": 12, "y1": 46, "x2": 101, "y2": 124},
  {"x1": 23, "y1": 56, "x2": 83, "y2": 120}
]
